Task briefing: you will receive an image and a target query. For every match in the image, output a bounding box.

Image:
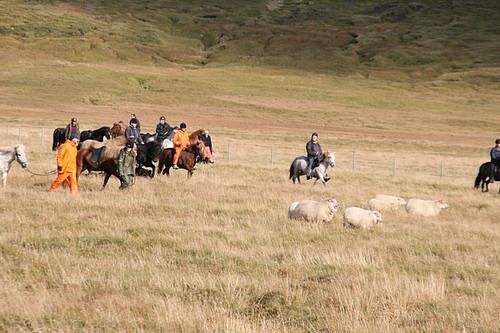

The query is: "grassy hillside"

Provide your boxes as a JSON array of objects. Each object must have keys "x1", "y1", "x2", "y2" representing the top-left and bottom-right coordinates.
[
  {"x1": 1, "y1": 0, "x2": 500, "y2": 82},
  {"x1": 0, "y1": 0, "x2": 499, "y2": 332}
]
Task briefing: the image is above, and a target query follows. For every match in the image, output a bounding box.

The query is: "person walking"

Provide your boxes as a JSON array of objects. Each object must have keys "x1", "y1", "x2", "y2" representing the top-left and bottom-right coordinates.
[
  {"x1": 49, "y1": 137, "x2": 79, "y2": 194},
  {"x1": 64, "y1": 117, "x2": 80, "y2": 140},
  {"x1": 172, "y1": 122, "x2": 190, "y2": 169},
  {"x1": 118, "y1": 140, "x2": 136, "y2": 189}
]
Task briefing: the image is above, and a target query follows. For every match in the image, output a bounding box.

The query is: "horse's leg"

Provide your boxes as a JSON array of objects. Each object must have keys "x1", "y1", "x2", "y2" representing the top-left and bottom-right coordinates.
[
  {"x1": 485, "y1": 180, "x2": 489, "y2": 192},
  {"x1": 102, "y1": 173, "x2": 111, "y2": 190}
]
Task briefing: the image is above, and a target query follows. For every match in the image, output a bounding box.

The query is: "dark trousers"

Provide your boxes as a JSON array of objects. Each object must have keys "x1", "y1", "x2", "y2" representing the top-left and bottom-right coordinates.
[
  {"x1": 306, "y1": 156, "x2": 316, "y2": 175},
  {"x1": 491, "y1": 161, "x2": 499, "y2": 181}
]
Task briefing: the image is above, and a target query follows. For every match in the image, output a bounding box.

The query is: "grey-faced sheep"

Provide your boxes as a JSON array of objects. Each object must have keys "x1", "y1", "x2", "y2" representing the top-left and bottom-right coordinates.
[
  {"x1": 369, "y1": 195, "x2": 406, "y2": 211},
  {"x1": 343, "y1": 207, "x2": 382, "y2": 229},
  {"x1": 288, "y1": 199, "x2": 340, "y2": 222},
  {"x1": 405, "y1": 199, "x2": 449, "y2": 217}
]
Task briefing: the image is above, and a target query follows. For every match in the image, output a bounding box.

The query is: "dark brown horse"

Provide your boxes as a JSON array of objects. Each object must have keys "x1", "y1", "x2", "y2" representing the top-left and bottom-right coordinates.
[
  {"x1": 110, "y1": 121, "x2": 126, "y2": 138},
  {"x1": 76, "y1": 136, "x2": 128, "y2": 189},
  {"x1": 157, "y1": 141, "x2": 205, "y2": 177}
]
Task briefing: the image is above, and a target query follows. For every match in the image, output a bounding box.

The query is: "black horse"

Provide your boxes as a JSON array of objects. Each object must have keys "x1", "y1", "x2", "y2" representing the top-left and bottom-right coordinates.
[
  {"x1": 474, "y1": 162, "x2": 500, "y2": 193},
  {"x1": 136, "y1": 141, "x2": 163, "y2": 177},
  {"x1": 80, "y1": 127, "x2": 111, "y2": 144},
  {"x1": 52, "y1": 128, "x2": 66, "y2": 151}
]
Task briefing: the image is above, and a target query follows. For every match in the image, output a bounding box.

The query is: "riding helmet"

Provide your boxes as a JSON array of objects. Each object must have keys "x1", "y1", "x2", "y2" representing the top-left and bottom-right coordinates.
[
  {"x1": 311, "y1": 132, "x2": 318, "y2": 138},
  {"x1": 180, "y1": 122, "x2": 187, "y2": 129},
  {"x1": 160, "y1": 116, "x2": 166, "y2": 121},
  {"x1": 126, "y1": 140, "x2": 134, "y2": 148},
  {"x1": 130, "y1": 118, "x2": 138, "y2": 124},
  {"x1": 496, "y1": 138, "x2": 500, "y2": 144}
]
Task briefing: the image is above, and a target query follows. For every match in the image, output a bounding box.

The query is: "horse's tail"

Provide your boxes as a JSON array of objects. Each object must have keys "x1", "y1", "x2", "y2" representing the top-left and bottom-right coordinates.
[
  {"x1": 474, "y1": 163, "x2": 487, "y2": 189},
  {"x1": 52, "y1": 129, "x2": 58, "y2": 151}
]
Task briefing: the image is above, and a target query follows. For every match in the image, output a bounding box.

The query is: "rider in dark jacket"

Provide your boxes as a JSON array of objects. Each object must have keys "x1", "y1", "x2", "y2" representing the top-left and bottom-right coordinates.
[
  {"x1": 490, "y1": 138, "x2": 500, "y2": 183},
  {"x1": 125, "y1": 118, "x2": 143, "y2": 144},
  {"x1": 306, "y1": 132, "x2": 322, "y2": 177},
  {"x1": 155, "y1": 115, "x2": 172, "y2": 144}
]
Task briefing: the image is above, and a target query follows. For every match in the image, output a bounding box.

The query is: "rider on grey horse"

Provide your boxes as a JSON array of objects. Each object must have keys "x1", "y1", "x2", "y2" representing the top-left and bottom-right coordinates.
[
  {"x1": 155, "y1": 115, "x2": 173, "y2": 145},
  {"x1": 306, "y1": 132, "x2": 322, "y2": 179}
]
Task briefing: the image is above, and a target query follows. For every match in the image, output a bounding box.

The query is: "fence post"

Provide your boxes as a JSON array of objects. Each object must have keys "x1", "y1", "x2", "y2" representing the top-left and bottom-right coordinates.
[
  {"x1": 392, "y1": 158, "x2": 397, "y2": 177},
  {"x1": 352, "y1": 151, "x2": 356, "y2": 172},
  {"x1": 440, "y1": 160, "x2": 445, "y2": 177},
  {"x1": 227, "y1": 143, "x2": 231, "y2": 161}
]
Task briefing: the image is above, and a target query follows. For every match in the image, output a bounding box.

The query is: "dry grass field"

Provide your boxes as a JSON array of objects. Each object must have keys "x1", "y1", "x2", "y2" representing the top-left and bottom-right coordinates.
[
  {"x1": 1, "y1": 0, "x2": 500, "y2": 331},
  {"x1": 1, "y1": 61, "x2": 499, "y2": 332}
]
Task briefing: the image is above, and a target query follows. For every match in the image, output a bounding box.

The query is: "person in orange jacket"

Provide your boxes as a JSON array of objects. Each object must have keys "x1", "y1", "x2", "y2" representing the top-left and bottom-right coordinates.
[
  {"x1": 50, "y1": 137, "x2": 79, "y2": 194},
  {"x1": 172, "y1": 122, "x2": 190, "y2": 169}
]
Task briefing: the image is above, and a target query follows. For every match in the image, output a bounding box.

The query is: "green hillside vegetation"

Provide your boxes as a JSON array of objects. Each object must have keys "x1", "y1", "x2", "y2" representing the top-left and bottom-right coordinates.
[{"x1": 1, "y1": 0, "x2": 500, "y2": 84}]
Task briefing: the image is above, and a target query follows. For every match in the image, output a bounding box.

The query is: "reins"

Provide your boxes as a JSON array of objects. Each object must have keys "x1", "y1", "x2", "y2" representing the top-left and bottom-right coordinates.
[{"x1": 25, "y1": 166, "x2": 57, "y2": 176}]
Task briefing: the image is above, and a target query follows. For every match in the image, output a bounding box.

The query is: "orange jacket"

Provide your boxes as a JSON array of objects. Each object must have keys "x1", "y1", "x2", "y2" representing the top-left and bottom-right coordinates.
[
  {"x1": 57, "y1": 140, "x2": 78, "y2": 173},
  {"x1": 173, "y1": 129, "x2": 190, "y2": 150}
]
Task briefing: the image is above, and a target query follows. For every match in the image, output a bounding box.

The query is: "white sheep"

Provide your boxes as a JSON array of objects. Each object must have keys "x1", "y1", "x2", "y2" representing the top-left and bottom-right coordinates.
[
  {"x1": 288, "y1": 199, "x2": 340, "y2": 222},
  {"x1": 343, "y1": 207, "x2": 382, "y2": 229},
  {"x1": 369, "y1": 195, "x2": 406, "y2": 211},
  {"x1": 405, "y1": 199, "x2": 449, "y2": 217}
]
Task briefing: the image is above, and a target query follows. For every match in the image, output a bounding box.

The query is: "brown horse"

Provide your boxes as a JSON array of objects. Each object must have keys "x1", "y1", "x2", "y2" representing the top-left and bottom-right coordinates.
[
  {"x1": 110, "y1": 121, "x2": 126, "y2": 138},
  {"x1": 189, "y1": 128, "x2": 204, "y2": 145},
  {"x1": 157, "y1": 141, "x2": 205, "y2": 177},
  {"x1": 76, "y1": 136, "x2": 128, "y2": 189}
]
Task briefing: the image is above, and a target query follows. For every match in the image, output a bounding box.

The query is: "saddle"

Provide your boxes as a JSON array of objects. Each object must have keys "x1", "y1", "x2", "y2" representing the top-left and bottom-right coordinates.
[{"x1": 89, "y1": 146, "x2": 106, "y2": 165}]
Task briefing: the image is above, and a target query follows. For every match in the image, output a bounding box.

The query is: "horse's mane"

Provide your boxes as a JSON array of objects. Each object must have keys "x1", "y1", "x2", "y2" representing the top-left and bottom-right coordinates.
[
  {"x1": 80, "y1": 136, "x2": 127, "y2": 150},
  {"x1": 189, "y1": 128, "x2": 204, "y2": 144},
  {"x1": 184, "y1": 141, "x2": 204, "y2": 154}
]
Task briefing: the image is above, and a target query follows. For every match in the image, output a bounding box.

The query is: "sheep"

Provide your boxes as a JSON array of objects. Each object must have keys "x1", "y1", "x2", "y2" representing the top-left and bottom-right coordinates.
[
  {"x1": 288, "y1": 199, "x2": 340, "y2": 222},
  {"x1": 405, "y1": 199, "x2": 449, "y2": 217},
  {"x1": 343, "y1": 207, "x2": 382, "y2": 229},
  {"x1": 369, "y1": 195, "x2": 406, "y2": 211}
]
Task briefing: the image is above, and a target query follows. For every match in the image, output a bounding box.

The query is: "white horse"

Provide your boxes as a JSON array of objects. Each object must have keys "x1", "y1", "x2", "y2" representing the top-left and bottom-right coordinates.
[
  {"x1": 0, "y1": 144, "x2": 28, "y2": 188},
  {"x1": 289, "y1": 151, "x2": 336, "y2": 185}
]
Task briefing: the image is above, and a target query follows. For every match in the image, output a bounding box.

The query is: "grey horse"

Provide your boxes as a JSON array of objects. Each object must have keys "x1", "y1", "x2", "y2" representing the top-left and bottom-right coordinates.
[
  {"x1": 289, "y1": 151, "x2": 336, "y2": 185},
  {"x1": 0, "y1": 144, "x2": 28, "y2": 188}
]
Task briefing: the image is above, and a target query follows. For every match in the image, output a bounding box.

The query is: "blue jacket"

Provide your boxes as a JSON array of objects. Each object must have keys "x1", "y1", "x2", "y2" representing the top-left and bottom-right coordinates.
[
  {"x1": 125, "y1": 126, "x2": 143, "y2": 144},
  {"x1": 491, "y1": 147, "x2": 500, "y2": 162}
]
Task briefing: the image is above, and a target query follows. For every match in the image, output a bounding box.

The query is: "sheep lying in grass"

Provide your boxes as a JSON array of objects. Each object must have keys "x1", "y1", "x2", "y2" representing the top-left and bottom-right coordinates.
[
  {"x1": 369, "y1": 194, "x2": 407, "y2": 211},
  {"x1": 405, "y1": 199, "x2": 449, "y2": 217},
  {"x1": 288, "y1": 199, "x2": 340, "y2": 223},
  {"x1": 343, "y1": 207, "x2": 382, "y2": 229}
]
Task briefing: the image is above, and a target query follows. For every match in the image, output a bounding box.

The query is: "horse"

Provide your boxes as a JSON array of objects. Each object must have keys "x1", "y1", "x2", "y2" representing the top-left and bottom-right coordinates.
[
  {"x1": 76, "y1": 136, "x2": 127, "y2": 189},
  {"x1": 141, "y1": 133, "x2": 157, "y2": 144},
  {"x1": 0, "y1": 144, "x2": 28, "y2": 188},
  {"x1": 157, "y1": 141, "x2": 205, "y2": 177},
  {"x1": 79, "y1": 126, "x2": 111, "y2": 144},
  {"x1": 289, "y1": 152, "x2": 336, "y2": 185},
  {"x1": 110, "y1": 121, "x2": 126, "y2": 138},
  {"x1": 474, "y1": 162, "x2": 500, "y2": 193},
  {"x1": 135, "y1": 141, "x2": 163, "y2": 177},
  {"x1": 52, "y1": 127, "x2": 66, "y2": 151}
]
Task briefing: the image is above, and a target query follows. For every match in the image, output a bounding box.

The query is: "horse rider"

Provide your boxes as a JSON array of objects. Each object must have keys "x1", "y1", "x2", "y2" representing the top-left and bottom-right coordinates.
[
  {"x1": 118, "y1": 140, "x2": 137, "y2": 190},
  {"x1": 172, "y1": 122, "x2": 190, "y2": 169},
  {"x1": 489, "y1": 138, "x2": 500, "y2": 183},
  {"x1": 155, "y1": 115, "x2": 172, "y2": 145},
  {"x1": 130, "y1": 113, "x2": 141, "y2": 132},
  {"x1": 64, "y1": 117, "x2": 80, "y2": 140},
  {"x1": 306, "y1": 132, "x2": 322, "y2": 178},
  {"x1": 199, "y1": 129, "x2": 214, "y2": 163},
  {"x1": 50, "y1": 137, "x2": 79, "y2": 194},
  {"x1": 125, "y1": 118, "x2": 143, "y2": 145}
]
